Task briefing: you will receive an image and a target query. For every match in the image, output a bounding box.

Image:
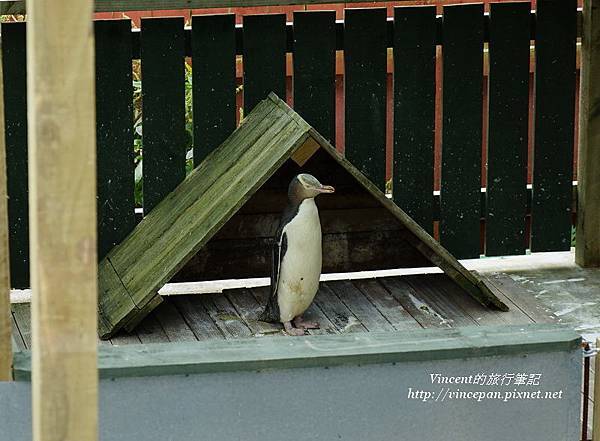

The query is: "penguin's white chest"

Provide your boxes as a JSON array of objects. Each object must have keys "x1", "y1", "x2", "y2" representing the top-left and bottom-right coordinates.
[{"x1": 277, "y1": 199, "x2": 322, "y2": 323}]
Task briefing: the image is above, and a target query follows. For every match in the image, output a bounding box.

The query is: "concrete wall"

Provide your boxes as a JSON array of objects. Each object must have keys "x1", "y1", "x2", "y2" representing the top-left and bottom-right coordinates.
[{"x1": 0, "y1": 348, "x2": 581, "y2": 441}]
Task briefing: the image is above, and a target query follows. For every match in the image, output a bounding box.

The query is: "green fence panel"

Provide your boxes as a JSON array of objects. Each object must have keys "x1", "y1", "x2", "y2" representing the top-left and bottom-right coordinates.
[
  {"x1": 0, "y1": 7, "x2": 585, "y2": 287},
  {"x1": 485, "y1": 3, "x2": 530, "y2": 257},
  {"x1": 440, "y1": 4, "x2": 484, "y2": 259},
  {"x1": 95, "y1": 20, "x2": 136, "y2": 260},
  {"x1": 392, "y1": 6, "x2": 436, "y2": 235},
  {"x1": 344, "y1": 8, "x2": 387, "y2": 191},
  {"x1": 292, "y1": 10, "x2": 336, "y2": 145},
  {"x1": 243, "y1": 14, "x2": 286, "y2": 114},
  {"x1": 2, "y1": 22, "x2": 28, "y2": 288},
  {"x1": 531, "y1": 0, "x2": 577, "y2": 252},
  {"x1": 140, "y1": 18, "x2": 187, "y2": 214},
  {"x1": 192, "y1": 14, "x2": 236, "y2": 166}
]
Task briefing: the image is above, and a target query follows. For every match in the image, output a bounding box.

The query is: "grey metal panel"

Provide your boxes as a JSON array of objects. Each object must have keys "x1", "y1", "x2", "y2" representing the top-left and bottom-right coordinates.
[{"x1": 0, "y1": 348, "x2": 582, "y2": 441}]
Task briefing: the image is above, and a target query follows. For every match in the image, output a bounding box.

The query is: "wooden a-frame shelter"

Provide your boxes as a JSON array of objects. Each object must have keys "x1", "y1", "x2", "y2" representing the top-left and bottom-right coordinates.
[{"x1": 98, "y1": 92, "x2": 508, "y2": 339}]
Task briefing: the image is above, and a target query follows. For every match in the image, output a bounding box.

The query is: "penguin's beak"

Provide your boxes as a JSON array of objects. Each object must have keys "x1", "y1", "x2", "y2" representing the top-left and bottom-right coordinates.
[{"x1": 317, "y1": 184, "x2": 335, "y2": 194}]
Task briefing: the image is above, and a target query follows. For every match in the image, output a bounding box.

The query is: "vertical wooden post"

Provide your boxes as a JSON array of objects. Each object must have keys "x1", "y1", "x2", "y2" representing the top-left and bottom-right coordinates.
[
  {"x1": 27, "y1": 0, "x2": 98, "y2": 440},
  {"x1": 593, "y1": 338, "x2": 600, "y2": 439},
  {"x1": 0, "y1": 36, "x2": 13, "y2": 382},
  {"x1": 577, "y1": 0, "x2": 600, "y2": 267}
]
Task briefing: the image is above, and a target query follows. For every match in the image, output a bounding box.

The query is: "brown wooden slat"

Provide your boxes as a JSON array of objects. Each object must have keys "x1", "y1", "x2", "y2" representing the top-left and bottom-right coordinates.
[
  {"x1": 583, "y1": 358, "x2": 595, "y2": 440},
  {"x1": 175, "y1": 230, "x2": 430, "y2": 282},
  {"x1": 327, "y1": 280, "x2": 395, "y2": 332},
  {"x1": 212, "y1": 207, "x2": 402, "y2": 240},
  {"x1": 484, "y1": 273, "x2": 558, "y2": 324},
  {"x1": 250, "y1": 286, "x2": 338, "y2": 335},
  {"x1": 379, "y1": 277, "x2": 450, "y2": 328},
  {"x1": 136, "y1": 313, "x2": 170, "y2": 344},
  {"x1": 110, "y1": 331, "x2": 141, "y2": 345},
  {"x1": 203, "y1": 293, "x2": 253, "y2": 339},
  {"x1": 475, "y1": 272, "x2": 536, "y2": 325},
  {"x1": 226, "y1": 288, "x2": 282, "y2": 336},
  {"x1": 172, "y1": 296, "x2": 225, "y2": 341},
  {"x1": 587, "y1": 360, "x2": 595, "y2": 404},
  {"x1": 414, "y1": 273, "x2": 529, "y2": 326},
  {"x1": 97, "y1": 337, "x2": 112, "y2": 346},
  {"x1": 297, "y1": 303, "x2": 338, "y2": 335},
  {"x1": 352, "y1": 279, "x2": 422, "y2": 331},
  {"x1": 581, "y1": 393, "x2": 594, "y2": 437},
  {"x1": 11, "y1": 303, "x2": 30, "y2": 349},
  {"x1": 154, "y1": 301, "x2": 198, "y2": 342},
  {"x1": 313, "y1": 284, "x2": 367, "y2": 333},
  {"x1": 11, "y1": 313, "x2": 25, "y2": 351},
  {"x1": 591, "y1": 362, "x2": 595, "y2": 404},
  {"x1": 404, "y1": 275, "x2": 480, "y2": 327}
]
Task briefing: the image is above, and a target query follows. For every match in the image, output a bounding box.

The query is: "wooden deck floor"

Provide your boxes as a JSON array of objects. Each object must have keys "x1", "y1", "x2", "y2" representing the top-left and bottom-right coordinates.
[{"x1": 10, "y1": 272, "x2": 548, "y2": 350}]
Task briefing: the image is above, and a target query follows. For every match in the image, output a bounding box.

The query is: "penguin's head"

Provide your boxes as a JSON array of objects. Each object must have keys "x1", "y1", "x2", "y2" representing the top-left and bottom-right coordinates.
[{"x1": 289, "y1": 173, "x2": 335, "y2": 202}]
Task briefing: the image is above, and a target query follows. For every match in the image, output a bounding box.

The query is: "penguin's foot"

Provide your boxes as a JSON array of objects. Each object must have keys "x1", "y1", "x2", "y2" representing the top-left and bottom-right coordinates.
[
  {"x1": 283, "y1": 321, "x2": 306, "y2": 336},
  {"x1": 293, "y1": 316, "x2": 320, "y2": 330}
]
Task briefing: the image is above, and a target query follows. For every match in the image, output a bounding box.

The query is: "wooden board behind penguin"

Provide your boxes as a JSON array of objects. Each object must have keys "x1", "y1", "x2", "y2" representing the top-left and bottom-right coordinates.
[{"x1": 260, "y1": 173, "x2": 335, "y2": 335}]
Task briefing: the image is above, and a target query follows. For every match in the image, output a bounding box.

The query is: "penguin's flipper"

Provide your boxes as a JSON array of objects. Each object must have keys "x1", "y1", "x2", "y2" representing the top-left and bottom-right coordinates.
[{"x1": 260, "y1": 231, "x2": 287, "y2": 322}]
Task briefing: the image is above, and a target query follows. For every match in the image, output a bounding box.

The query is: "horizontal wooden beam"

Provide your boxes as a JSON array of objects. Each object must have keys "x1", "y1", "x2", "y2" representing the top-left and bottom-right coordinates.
[
  {"x1": 114, "y1": 12, "x2": 583, "y2": 59},
  {"x1": 0, "y1": 3, "x2": 584, "y2": 44},
  {"x1": 102, "y1": 0, "x2": 416, "y2": 10},
  {"x1": 12, "y1": 323, "x2": 581, "y2": 380},
  {"x1": 0, "y1": 0, "x2": 429, "y2": 14}
]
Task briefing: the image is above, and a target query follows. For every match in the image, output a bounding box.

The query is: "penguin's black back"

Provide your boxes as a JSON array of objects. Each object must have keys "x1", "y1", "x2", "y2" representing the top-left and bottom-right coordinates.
[{"x1": 259, "y1": 203, "x2": 298, "y2": 322}]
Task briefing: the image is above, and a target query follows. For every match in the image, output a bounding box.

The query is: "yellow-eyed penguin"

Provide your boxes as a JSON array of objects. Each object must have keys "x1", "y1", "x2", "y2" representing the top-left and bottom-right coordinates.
[{"x1": 260, "y1": 173, "x2": 335, "y2": 335}]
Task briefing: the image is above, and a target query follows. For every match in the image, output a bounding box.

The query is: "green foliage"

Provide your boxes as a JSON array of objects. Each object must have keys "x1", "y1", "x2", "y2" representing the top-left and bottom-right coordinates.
[
  {"x1": 385, "y1": 178, "x2": 392, "y2": 195},
  {"x1": 133, "y1": 61, "x2": 195, "y2": 208},
  {"x1": 0, "y1": 15, "x2": 25, "y2": 22}
]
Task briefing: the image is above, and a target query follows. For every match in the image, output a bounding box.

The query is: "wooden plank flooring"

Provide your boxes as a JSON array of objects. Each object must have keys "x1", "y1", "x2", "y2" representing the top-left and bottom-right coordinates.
[{"x1": 11, "y1": 273, "x2": 539, "y2": 349}]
